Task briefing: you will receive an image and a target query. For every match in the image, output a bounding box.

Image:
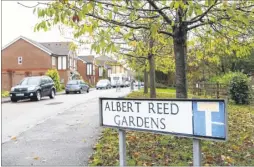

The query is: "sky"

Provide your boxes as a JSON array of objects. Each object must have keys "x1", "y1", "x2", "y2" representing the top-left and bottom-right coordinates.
[{"x1": 2, "y1": 1, "x2": 92, "y2": 55}]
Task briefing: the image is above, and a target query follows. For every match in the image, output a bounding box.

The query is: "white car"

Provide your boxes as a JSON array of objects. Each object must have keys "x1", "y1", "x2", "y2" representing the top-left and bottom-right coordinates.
[{"x1": 96, "y1": 79, "x2": 111, "y2": 89}]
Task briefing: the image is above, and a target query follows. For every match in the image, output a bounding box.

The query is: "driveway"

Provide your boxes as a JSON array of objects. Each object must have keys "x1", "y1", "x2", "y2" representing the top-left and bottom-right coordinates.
[{"x1": 2, "y1": 87, "x2": 132, "y2": 166}]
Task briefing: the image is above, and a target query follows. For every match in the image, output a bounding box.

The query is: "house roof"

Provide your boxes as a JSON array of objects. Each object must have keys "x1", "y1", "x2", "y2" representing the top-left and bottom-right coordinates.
[
  {"x1": 78, "y1": 56, "x2": 95, "y2": 63},
  {"x1": 2, "y1": 36, "x2": 53, "y2": 55},
  {"x1": 2, "y1": 36, "x2": 73, "y2": 56},
  {"x1": 95, "y1": 56, "x2": 118, "y2": 66},
  {"x1": 40, "y1": 42, "x2": 71, "y2": 55}
]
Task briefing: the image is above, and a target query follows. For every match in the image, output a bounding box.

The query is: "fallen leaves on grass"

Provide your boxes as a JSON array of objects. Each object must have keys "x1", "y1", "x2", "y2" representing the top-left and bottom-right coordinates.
[{"x1": 89, "y1": 91, "x2": 254, "y2": 166}]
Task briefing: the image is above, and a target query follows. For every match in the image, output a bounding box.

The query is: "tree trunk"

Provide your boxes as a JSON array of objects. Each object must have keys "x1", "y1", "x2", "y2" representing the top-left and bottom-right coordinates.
[
  {"x1": 173, "y1": 25, "x2": 188, "y2": 98},
  {"x1": 148, "y1": 53, "x2": 156, "y2": 98},
  {"x1": 144, "y1": 69, "x2": 148, "y2": 94}
]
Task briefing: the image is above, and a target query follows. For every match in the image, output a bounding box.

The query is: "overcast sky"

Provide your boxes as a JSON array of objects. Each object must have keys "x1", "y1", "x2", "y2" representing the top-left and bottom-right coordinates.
[{"x1": 2, "y1": 1, "x2": 92, "y2": 55}]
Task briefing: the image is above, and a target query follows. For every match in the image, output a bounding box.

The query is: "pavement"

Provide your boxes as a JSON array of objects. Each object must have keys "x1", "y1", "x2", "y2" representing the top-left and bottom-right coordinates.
[{"x1": 2, "y1": 87, "x2": 132, "y2": 166}]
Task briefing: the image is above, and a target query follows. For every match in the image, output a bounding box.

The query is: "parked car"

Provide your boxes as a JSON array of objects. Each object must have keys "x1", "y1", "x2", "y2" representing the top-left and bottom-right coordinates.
[
  {"x1": 9, "y1": 76, "x2": 56, "y2": 102},
  {"x1": 124, "y1": 81, "x2": 130, "y2": 87},
  {"x1": 96, "y1": 79, "x2": 111, "y2": 89},
  {"x1": 65, "y1": 80, "x2": 89, "y2": 94}
]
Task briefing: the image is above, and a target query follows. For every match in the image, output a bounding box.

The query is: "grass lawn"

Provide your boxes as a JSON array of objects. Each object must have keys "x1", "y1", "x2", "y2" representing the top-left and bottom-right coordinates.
[
  {"x1": 138, "y1": 88, "x2": 176, "y2": 94},
  {"x1": 89, "y1": 89, "x2": 254, "y2": 166}
]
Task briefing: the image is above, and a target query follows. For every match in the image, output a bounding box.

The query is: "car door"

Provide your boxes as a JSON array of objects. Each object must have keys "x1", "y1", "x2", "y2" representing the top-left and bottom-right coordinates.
[
  {"x1": 81, "y1": 81, "x2": 88, "y2": 91},
  {"x1": 46, "y1": 77, "x2": 53, "y2": 95},
  {"x1": 40, "y1": 78, "x2": 48, "y2": 96}
]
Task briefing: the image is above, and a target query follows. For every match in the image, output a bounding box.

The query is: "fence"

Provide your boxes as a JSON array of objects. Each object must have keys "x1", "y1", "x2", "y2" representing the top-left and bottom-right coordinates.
[
  {"x1": 189, "y1": 82, "x2": 228, "y2": 99},
  {"x1": 188, "y1": 82, "x2": 254, "y2": 105}
]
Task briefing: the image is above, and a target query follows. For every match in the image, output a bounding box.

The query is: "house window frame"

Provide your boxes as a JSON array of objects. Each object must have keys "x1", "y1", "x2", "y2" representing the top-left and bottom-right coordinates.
[
  {"x1": 99, "y1": 66, "x2": 104, "y2": 77},
  {"x1": 107, "y1": 69, "x2": 112, "y2": 77},
  {"x1": 87, "y1": 63, "x2": 93, "y2": 76},
  {"x1": 18, "y1": 57, "x2": 22, "y2": 64},
  {"x1": 62, "y1": 56, "x2": 67, "y2": 70},
  {"x1": 58, "y1": 56, "x2": 62, "y2": 70},
  {"x1": 74, "y1": 59, "x2": 76, "y2": 70},
  {"x1": 52, "y1": 56, "x2": 56, "y2": 66}
]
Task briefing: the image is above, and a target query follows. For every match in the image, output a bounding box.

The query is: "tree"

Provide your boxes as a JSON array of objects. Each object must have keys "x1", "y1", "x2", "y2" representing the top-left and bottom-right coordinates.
[
  {"x1": 187, "y1": 25, "x2": 254, "y2": 83},
  {"x1": 27, "y1": 0, "x2": 254, "y2": 98}
]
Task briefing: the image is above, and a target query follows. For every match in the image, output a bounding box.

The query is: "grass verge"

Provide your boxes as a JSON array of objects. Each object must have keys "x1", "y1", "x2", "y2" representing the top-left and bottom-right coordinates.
[{"x1": 89, "y1": 90, "x2": 254, "y2": 166}]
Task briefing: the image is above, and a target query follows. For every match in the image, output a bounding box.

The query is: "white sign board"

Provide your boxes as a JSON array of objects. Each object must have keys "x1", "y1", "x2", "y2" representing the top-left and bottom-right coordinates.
[{"x1": 99, "y1": 98, "x2": 228, "y2": 141}]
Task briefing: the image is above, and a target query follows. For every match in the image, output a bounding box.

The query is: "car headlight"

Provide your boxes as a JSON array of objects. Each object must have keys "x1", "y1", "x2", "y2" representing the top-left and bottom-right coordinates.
[
  {"x1": 28, "y1": 87, "x2": 36, "y2": 91},
  {"x1": 11, "y1": 87, "x2": 15, "y2": 91}
]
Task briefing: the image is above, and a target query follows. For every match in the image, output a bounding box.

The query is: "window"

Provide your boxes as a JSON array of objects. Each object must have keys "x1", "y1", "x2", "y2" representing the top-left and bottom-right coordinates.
[
  {"x1": 58, "y1": 57, "x2": 62, "y2": 69},
  {"x1": 20, "y1": 77, "x2": 40, "y2": 85},
  {"x1": 63, "y1": 56, "x2": 67, "y2": 69},
  {"x1": 18, "y1": 57, "x2": 22, "y2": 64},
  {"x1": 107, "y1": 69, "x2": 112, "y2": 77},
  {"x1": 58, "y1": 56, "x2": 67, "y2": 70},
  {"x1": 69, "y1": 58, "x2": 72, "y2": 67},
  {"x1": 99, "y1": 67, "x2": 104, "y2": 77},
  {"x1": 87, "y1": 63, "x2": 93, "y2": 75},
  {"x1": 74, "y1": 60, "x2": 76, "y2": 70},
  {"x1": 41, "y1": 78, "x2": 47, "y2": 85},
  {"x1": 52, "y1": 57, "x2": 56, "y2": 66}
]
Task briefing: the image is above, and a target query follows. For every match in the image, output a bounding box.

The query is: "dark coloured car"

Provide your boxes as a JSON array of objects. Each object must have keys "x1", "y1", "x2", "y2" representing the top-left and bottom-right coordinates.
[
  {"x1": 10, "y1": 76, "x2": 56, "y2": 102},
  {"x1": 65, "y1": 80, "x2": 89, "y2": 94}
]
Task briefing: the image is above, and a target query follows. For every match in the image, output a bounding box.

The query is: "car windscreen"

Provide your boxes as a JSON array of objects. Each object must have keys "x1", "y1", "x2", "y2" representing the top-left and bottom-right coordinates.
[
  {"x1": 67, "y1": 80, "x2": 79, "y2": 85},
  {"x1": 19, "y1": 78, "x2": 41, "y2": 86},
  {"x1": 113, "y1": 77, "x2": 119, "y2": 80}
]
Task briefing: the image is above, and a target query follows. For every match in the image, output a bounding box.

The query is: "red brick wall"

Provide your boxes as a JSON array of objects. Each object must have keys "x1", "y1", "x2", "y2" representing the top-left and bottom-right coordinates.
[
  {"x1": 77, "y1": 60, "x2": 98, "y2": 85},
  {"x1": 1, "y1": 69, "x2": 49, "y2": 91},
  {"x1": 77, "y1": 60, "x2": 88, "y2": 82},
  {"x1": 58, "y1": 70, "x2": 69, "y2": 86},
  {"x1": 2, "y1": 39, "x2": 51, "y2": 70},
  {"x1": 2, "y1": 72, "x2": 12, "y2": 91}
]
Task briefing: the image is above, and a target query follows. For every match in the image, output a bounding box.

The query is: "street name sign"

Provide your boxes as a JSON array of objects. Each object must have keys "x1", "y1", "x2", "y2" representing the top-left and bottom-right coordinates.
[{"x1": 99, "y1": 98, "x2": 228, "y2": 141}]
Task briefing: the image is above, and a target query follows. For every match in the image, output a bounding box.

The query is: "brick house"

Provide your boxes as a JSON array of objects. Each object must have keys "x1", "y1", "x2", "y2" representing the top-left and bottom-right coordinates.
[
  {"x1": 77, "y1": 56, "x2": 98, "y2": 85},
  {"x1": 1, "y1": 36, "x2": 77, "y2": 91}
]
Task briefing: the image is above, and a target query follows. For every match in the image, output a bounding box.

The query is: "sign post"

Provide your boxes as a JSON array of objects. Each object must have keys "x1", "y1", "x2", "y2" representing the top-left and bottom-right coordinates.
[
  {"x1": 119, "y1": 129, "x2": 126, "y2": 166},
  {"x1": 193, "y1": 139, "x2": 201, "y2": 166},
  {"x1": 99, "y1": 98, "x2": 228, "y2": 166}
]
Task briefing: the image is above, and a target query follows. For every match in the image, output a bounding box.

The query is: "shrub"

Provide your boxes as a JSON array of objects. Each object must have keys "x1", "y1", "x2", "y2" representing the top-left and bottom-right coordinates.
[
  {"x1": 209, "y1": 72, "x2": 244, "y2": 86},
  {"x1": 229, "y1": 73, "x2": 252, "y2": 104},
  {"x1": 156, "y1": 82, "x2": 168, "y2": 89},
  {"x1": 61, "y1": 84, "x2": 65, "y2": 90},
  {"x1": 2, "y1": 91, "x2": 9, "y2": 97},
  {"x1": 46, "y1": 69, "x2": 61, "y2": 92}
]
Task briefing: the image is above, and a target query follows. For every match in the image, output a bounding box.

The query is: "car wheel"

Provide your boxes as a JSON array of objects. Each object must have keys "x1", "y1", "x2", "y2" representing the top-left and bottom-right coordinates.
[
  {"x1": 11, "y1": 98, "x2": 18, "y2": 102},
  {"x1": 87, "y1": 89, "x2": 89, "y2": 93},
  {"x1": 49, "y1": 89, "x2": 55, "y2": 99},
  {"x1": 79, "y1": 89, "x2": 83, "y2": 94},
  {"x1": 66, "y1": 91, "x2": 69, "y2": 94},
  {"x1": 35, "y1": 90, "x2": 41, "y2": 101}
]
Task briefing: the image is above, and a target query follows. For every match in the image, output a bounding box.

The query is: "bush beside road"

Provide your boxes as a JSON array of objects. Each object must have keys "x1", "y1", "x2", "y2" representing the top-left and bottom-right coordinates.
[{"x1": 88, "y1": 89, "x2": 254, "y2": 166}]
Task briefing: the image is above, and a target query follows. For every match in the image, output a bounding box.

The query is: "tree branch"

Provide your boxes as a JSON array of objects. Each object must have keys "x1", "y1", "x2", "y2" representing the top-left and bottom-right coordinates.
[
  {"x1": 146, "y1": 0, "x2": 172, "y2": 25},
  {"x1": 186, "y1": 0, "x2": 219, "y2": 25}
]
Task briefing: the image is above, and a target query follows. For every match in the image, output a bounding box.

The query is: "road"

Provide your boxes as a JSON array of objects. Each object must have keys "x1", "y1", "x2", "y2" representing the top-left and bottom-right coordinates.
[{"x1": 2, "y1": 87, "x2": 132, "y2": 166}]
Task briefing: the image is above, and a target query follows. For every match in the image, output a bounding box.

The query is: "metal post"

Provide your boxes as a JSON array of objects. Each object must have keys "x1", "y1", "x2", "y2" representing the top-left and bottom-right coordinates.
[
  {"x1": 119, "y1": 129, "x2": 126, "y2": 166},
  {"x1": 130, "y1": 80, "x2": 134, "y2": 91},
  {"x1": 193, "y1": 138, "x2": 202, "y2": 166}
]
